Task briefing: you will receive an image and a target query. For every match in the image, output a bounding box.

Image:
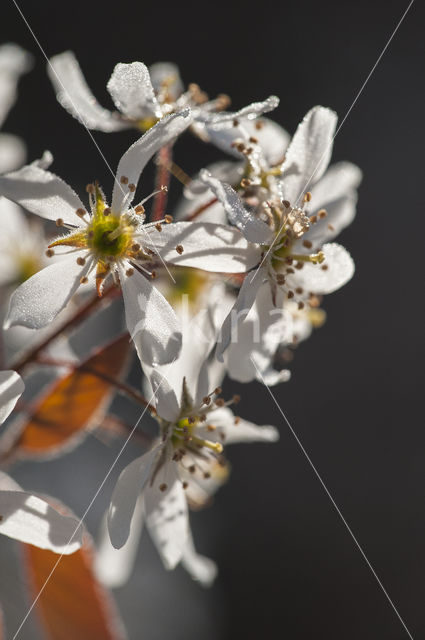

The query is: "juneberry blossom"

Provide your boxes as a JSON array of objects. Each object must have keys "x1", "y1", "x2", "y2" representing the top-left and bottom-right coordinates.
[
  {"x1": 200, "y1": 106, "x2": 361, "y2": 359},
  {"x1": 48, "y1": 50, "x2": 279, "y2": 140},
  {"x1": 0, "y1": 111, "x2": 260, "y2": 366},
  {"x1": 0, "y1": 370, "x2": 82, "y2": 553},
  {"x1": 0, "y1": 43, "x2": 32, "y2": 173},
  {"x1": 106, "y1": 314, "x2": 278, "y2": 583}
]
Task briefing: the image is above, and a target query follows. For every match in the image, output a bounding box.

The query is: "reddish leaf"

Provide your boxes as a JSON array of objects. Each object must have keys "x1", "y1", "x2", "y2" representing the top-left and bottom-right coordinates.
[
  {"x1": 7, "y1": 335, "x2": 131, "y2": 459},
  {"x1": 22, "y1": 528, "x2": 127, "y2": 640}
]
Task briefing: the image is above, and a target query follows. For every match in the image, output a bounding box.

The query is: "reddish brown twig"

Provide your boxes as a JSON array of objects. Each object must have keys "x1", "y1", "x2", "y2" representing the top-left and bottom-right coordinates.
[{"x1": 186, "y1": 197, "x2": 218, "y2": 221}]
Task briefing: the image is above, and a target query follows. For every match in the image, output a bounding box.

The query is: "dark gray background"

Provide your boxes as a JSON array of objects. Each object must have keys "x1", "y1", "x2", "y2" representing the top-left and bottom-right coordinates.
[{"x1": 1, "y1": 0, "x2": 424, "y2": 638}]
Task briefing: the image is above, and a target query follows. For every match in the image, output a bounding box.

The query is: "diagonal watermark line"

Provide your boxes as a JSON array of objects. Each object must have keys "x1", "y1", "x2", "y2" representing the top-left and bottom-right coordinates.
[
  {"x1": 250, "y1": 0, "x2": 414, "y2": 282},
  {"x1": 11, "y1": 0, "x2": 177, "y2": 285},
  {"x1": 250, "y1": 357, "x2": 414, "y2": 640},
  {"x1": 11, "y1": 367, "x2": 172, "y2": 640}
]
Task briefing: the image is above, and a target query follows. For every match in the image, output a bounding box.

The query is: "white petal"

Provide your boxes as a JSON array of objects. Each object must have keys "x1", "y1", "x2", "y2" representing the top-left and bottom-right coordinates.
[
  {"x1": 95, "y1": 500, "x2": 143, "y2": 588},
  {"x1": 4, "y1": 255, "x2": 91, "y2": 330},
  {"x1": 149, "y1": 62, "x2": 184, "y2": 100},
  {"x1": 200, "y1": 171, "x2": 273, "y2": 244},
  {"x1": 111, "y1": 111, "x2": 191, "y2": 214},
  {"x1": 304, "y1": 192, "x2": 358, "y2": 246},
  {"x1": 0, "y1": 133, "x2": 26, "y2": 174},
  {"x1": 0, "y1": 44, "x2": 32, "y2": 127},
  {"x1": 0, "y1": 490, "x2": 82, "y2": 554},
  {"x1": 119, "y1": 265, "x2": 182, "y2": 366},
  {"x1": 216, "y1": 267, "x2": 266, "y2": 361},
  {"x1": 309, "y1": 161, "x2": 362, "y2": 211},
  {"x1": 181, "y1": 532, "x2": 218, "y2": 587},
  {"x1": 0, "y1": 162, "x2": 86, "y2": 225},
  {"x1": 0, "y1": 370, "x2": 24, "y2": 424},
  {"x1": 145, "y1": 467, "x2": 188, "y2": 570},
  {"x1": 207, "y1": 407, "x2": 279, "y2": 445},
  {"x1": 281, "y1": 106, "x2": 337, "y2": 205},
  {"x1": 108, "y1": 447, "x2": 159, "y2": 549},
  {"x1": 202, "y1": 95, "x2": 279, "y2": 126},
  {"x1": 152, "y1": 221, "x2": 262, "y2": 272},
  {"x1": 149, "y1": 369, "x2": 180, "y2": 422},
  {"x1": 107, "y1": 62, "x2": 161, "y2": 120},
  {"x1": 286, "y1": 243, "x2": 355, "y2": 294},
  {"x1": 48, "y1": 51, "x2": 127, "y2": 132}
]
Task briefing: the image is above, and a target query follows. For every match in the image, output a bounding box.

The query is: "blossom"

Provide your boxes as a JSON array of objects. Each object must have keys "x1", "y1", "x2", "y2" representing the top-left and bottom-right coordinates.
[
  {"x1": 200, "y1": 106, "x2": 361, "y2": 359},
  {"x1": 0, "y1": 111, "x2": 259, "y2": 366},
  {"x1": 0, "y1": 370, "x2": 82, "y2": 553},
  {"x1": 106, "y1": 314, "x2": 278, "y2": 583},
  {"x1": 0, "y1": 43, "x2": 32, "y2": 173},
  {"x1": 48, "y1": 50, "x2": 279, "y2": 137}
]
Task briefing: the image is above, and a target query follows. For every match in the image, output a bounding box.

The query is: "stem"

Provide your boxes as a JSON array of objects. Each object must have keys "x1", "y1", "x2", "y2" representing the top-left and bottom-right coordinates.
[
  {"x1": 186, "y1": 197, "x2": 218, "y2": 221},
  {"x1": 12, "y1": 284, "x2": 120, "y2": 374},
  {"x1": 151, "y1": 144, "x2": 173, "y2": 222},
  {"x1": 35, "y1": 356, "x2": 157, "y2": 414}
]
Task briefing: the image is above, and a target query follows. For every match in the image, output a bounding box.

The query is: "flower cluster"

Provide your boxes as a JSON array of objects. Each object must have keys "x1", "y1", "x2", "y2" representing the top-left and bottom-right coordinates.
[{"x1": 0, "y1": 43, "x2": 360, "y2": 603}]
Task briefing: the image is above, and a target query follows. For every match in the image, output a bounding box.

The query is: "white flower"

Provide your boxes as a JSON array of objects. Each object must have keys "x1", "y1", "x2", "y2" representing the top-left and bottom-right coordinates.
[
  {"x1": 48, "y1": 51, "x2": 279, "y2": 137},
  {"x1": 0, "y1": 111, "x2": 259, "y2": 366},
  {"x1": 0, "y1": 370, "x2": 82, "y2": 553},
  {"x1": 107, "y1": 317, "x2": 278, "y2": 582},
  {"x1": 0, "y1": 43, "x2": 32, "y2": 174},
  {"x1": 200, "y1": 106, "x2": 361, "y2": 359}
]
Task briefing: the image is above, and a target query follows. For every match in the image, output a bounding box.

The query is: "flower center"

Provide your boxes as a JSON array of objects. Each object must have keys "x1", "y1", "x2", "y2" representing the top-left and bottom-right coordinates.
[{"x1": 88, "y1": 215, "x2": 133, "y2": 258}]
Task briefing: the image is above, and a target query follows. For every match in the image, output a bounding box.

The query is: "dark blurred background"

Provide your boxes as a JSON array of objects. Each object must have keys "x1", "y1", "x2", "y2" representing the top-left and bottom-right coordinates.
[{"x1": 1, "y1": 0, "x2": 424, "y2": 638}]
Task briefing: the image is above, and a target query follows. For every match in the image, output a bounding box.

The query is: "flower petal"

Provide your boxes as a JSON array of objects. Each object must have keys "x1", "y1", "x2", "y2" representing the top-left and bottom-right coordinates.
[
  {"x1": 281, "y1": 106, "x2": 337, "y2": 205},
  {"x1": 111, "y1": 110, "x2": 191, "y2": 214},
  {"x1": 0, "y1": 43, "x2": 32, "y2": 128},
  {"x1": 0, "y1": 133, "x2": 26, "y2": 174},
  {"x1": 107, "y1": 447, "x2": 159, "y2": 549},
  {"x1": 48, "y1": 51, "x2": 127, "y2": 132},
  {"x1": 0, "y1": 488, "x2": 82, "y2": 554},
  {"x1": 181, "y1": 532, "x2": 218, "y2": 587},
  {"x1": 95, "y1": 500, "x2": 143, "y2": 588},
  {"x1": 286, "y1": 243, "x2": 355, "y2": 294},
  {"x1": 309, "y1": 161, "x2": 362, "y2": 212},
  {"x1": 152, "y1": 221, "x2": 262, "y2": 272},
  {"x1": 0, "y1": 370, "x2": 24, "y2": 424},
  {"x1": 0, "y1": 161, "x2": 86, "y2": 225},
  {"x1": 4, "y1": 254, "x2": 91, "y2": 330},
  {"x1": 200, "y1": 171, "x2": 273, "y2": 244},
  {"x1": 145, "y1": 467, "x2": 188, "y2": 570},
  {"x1": 107, "y1": 62, "x2": 161, "y2": 120},
  {"x1": 149, "y1": 368, "x2": 180, "y2": 422},
  {"x1": 202, "y1": 95, "x2": 279, "y2": 126},
  {"x1": 149, "y1": 62, "x2": 184, "y2": 101},
  {"x1": 119, "y1": 264, "x2": 182, "y2": 366}
]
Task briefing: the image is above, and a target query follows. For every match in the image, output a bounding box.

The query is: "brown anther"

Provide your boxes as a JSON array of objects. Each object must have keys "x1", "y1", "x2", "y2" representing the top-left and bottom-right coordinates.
[
  {"x1": 295, "y1": 262, "x2": 304, "y2": 270},
  {"x1": 203, "y1": 472, "x2": 211, "y2": 479},
  {"x1": 286, "y1": 267, "x2": 295, "y2": 274},
  {"x1": 189, "y1": 465, "x2": 196, "y2": 474},
  {"x1": 45, "y1": 249, "x2": 54, "y2": 258},
  {"x1": 298, "y1": 302, "x2": 305, "y2": 310},
  {"x1": 128, "y1": 183, "x2": 136, "y2": 192},
  {"x1": 86, "y1": 183, "x2": 95, "y2": 194},
  {"x1": 207, "y1": 424, "x2": 216, "y2": 431},
  {"x1": 295, "y1": 287, "x2": 303, "y2": 294},
  {"x1": 159, "y1": 483, "x2": 167, "y2": 492},
  {"x1": 328, "y1": 224, "x2": 335, "y2": 231},
  {"x1": 135, "y1": 205, "x2": 145, "y2": 215},
  {"x1": 126, "y1": 268, "x2": 134, "y2": 277},
  {"x1": 282, "y1": 200, "x2": 291, "y2": 209},
  {"x1": 233, "y1": 394, "x2": 241, "y2": 404},
  {"x1": 182, "y1": 482, "x2": 189, "y2": 489},
  {"x1": 309, "y1": 294, "x2": 321, "y2": 307},
  {"x1": 132, "y1": 243, "x2": 140, "y2": 252},
  {"x1": 321, "y1": 264, "x2": 329, "y2": 271},
  {"x1": 234, "y1": 417, "x2": 241, "y2": 425},
  {"x1": 285, "y1": 257, "x2": 293, "y2": 265},
  {"x1": 203, "y1": 396, "x2": 211, "y2": 405},
  {"x1": 200, "y1": 414, "x2": 207, "y2": 422},
  {"x1": 215, "y1": 398, "x2": 225, "y2": 407},
  {"x1": 164, "y1": 214, "x2": 173, "y2": 224},
  {"x1": 103, "y1": 207, "x2": 111, "y2": 216},
  {"x1": 76, "y1": 208, "x2": 86, "y2": 217},
  {"x1": 120, "y1": 176, "x2": 129, "y2": 185},
  {"x1": 287, "y1": 290, "x2": 294, "y2": 299},
  {"x1": 309, "y1": 215, "x2": 317, "y2": 224},
  {"x1": 188, "y1": 416, "x2": 196, "y2": 424},
  {"x1": 255, "y1": 120, "x2": 264, "y2": 130},
  {"x1": 150, "y1": 270, "x2": 157, "y2": 279},
  {"x1": 304, "y1": 191, "x2": 312, "y2": 202},
  {"x1": 55, "y1": 218, "x2": 64, "y2": 227},
  {"x1": 76, "y1": 257, "x2": 86, "y2": 266},
  {"x1": 318, "y1": 209, "x2": 327, "y2": 219},
  {"x1": 245, "y1": 147, "x2": 254, "y2": 155},
  {"x1": 302, "y1": 240, "x2": 313, "y2": 249},
  {"x1": 214, "y1": 387, "x2": 222, "y2": 395},
  {"x1": 276, "y1": 274, "x2": 286, "y2": 285},
  {"x1": 240, "y1": 178, "x2": 251, "y2": 188},
  {"x1": 80, "y1": 276, "x2": 88, "y2": 284},
  {"x1": 176, "y1": 244, "x2": 184, "y2": 255},
  {"x1": 233, "y1": 118, "x2": 239, "y2": 127},
  {"x1": 155, "y1": 223, "x2": 162, "y2": 232},
  {"x1": 249, "y1": 136, "x2": 258, "y2": 144}
]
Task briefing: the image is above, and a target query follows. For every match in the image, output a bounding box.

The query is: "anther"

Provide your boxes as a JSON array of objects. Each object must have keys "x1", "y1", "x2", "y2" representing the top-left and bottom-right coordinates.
[
  {"x1": 282, "y1": 200, "x2": 291, "y2": 209},
  {"x1": 128, "y1": 183, "x2": 136, "y2": 192},
  {"x1": 295, "y1": 287, "x2": 303, "y2": 294},
  {"x1": 76, "y1": 257, "x2": 86, "y2": 266},
  {"x1": 233, "y1": 118, "x2": 239, "y2": 127},
  {"x1": 287, "y1": 290, "x2": 294, "y2": 299},
  {"x1": 234, "y1": 417, "x2": 240, "y2": 425},
  {"x1": 159, "y1": 483, "x2": 167, "y2": 492},
  {"x1": 203, "y1": 472, "x2": 211, "y2": 479},
  {"x1": 309, "y1": 215, "x2": 317, "y2": 224},
  {"x1": 188, "y1": 416, "x2": 196, "y2": 424},
  {"x1": 135, "y1": 205, "x2": 145, "y2": 215},
  {"x1": 80, "y1": 276, "x2": 88, "y2": 284},
  {"x1": 276, "y1": 274, "x2": 286, "y2": 285},
  {"x1": 155, "y1": 223, "x2": 162, "y2": 232},
  {"x1": 120, "y1": 176, "x2": 129, "y2": 185},
  {"x1": 298, "y1": 302, "x2": 305, "y2": 310},
  {"x1": 189, "y1": 465, "x2": 196, "y2": 474},
  {"x1": 176, "y1": 245, "x2": 184, "y2": 255},
  {"x1": 126, "y1": 268, "x2": 134, "y2": 277},
  {"x1": 255, "y1": 120, "x2": 264, "y2": 130},
  {"x1": 132, "y1": 243, "x2": 140, "y2": 252},
  {"x1": 76, "y1": 208, "x2": 86, "y2": 218},
  {"x1": 241, "y1": 178, "x2": 251, "y2": 188},
  {"x1": 249, "y1": 136, "x2": 258, "y2": 144},
  {"x1": 214, "y1": 387, "x2": 222, "y2": 395},
  {"x1": 233, "y1": 394, "x2": 241, "y2": 404},
  {"x1": 207, "y1": 425, "x2": 216, "y2": 431},
  {"x1": 182, "y1": 482, "x2": 189, "y2": 489},
  {"x1": 86, "y1": 183, "x2": 95, "y2": 194},
  {"x1": 55, "y1": 218, "x2": 64, "y2": 227},
  {"x1": 304, "y1": 191, "x2": 312, "y2": 202},
  {"x1": 318, "y1": 209, "x2": 327, "y2": 219},
  {"x1": 215, "y1": 398, "x2": 225, "y2": 407},
  {"x1": 321, "y1": 264, "x2": 328, "y2": 270},
  {"x1": 203, "y1": 396, "x2": 211, "y2": 405},
  {"x1": 45, "y1": 249, "x2": 54, "y2": 258},
  {"x1": 328, "y1": 224, "x2": 335, "y2": 231},
  {"x1": 164, "y1": 214, "x2": 173, "y2": 223},
  {"x1": 302, "y1": 240, "x2": 313, "y2": 249},
  {"x1": 103, "y1": 207, "x2": 111, "y2": 216},
  {"x1": 151, "y1": 270, "x2": 157, "y2": 279}
]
